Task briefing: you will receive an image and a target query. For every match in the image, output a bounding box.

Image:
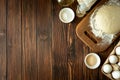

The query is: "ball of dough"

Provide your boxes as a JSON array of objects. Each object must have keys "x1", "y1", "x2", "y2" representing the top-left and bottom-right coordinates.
[
  {"x1": 93, "y1": 5, "x2": 120, "y2": 34},
  {"x1": 102, "y1": 64, "x2": 112, "y2": 74}
]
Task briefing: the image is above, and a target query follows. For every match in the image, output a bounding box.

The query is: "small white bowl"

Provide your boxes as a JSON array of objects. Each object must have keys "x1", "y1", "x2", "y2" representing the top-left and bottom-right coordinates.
[
  {"x1": 84, "y1": 53, "x2": 101, "y2": 69},
  {"x1": 59, "y1": 8, "x2": 75, "y2": 23}
]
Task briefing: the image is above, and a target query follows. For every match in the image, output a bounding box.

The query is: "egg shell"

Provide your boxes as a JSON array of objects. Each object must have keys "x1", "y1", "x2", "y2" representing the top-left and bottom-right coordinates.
[
  {"x1": 118, "y1": 62, "x2": 120, "y2": 66},
  {"x1": 112, "y1": 71, "x2": 120, "y2": 79},
  {"x1": 109, "y1": 55, "x2": 118, "y2": 64},
  {"x1": 116, "y1": 46, "x2": 120, "y2": 55},
  {"x1": 102, "y1": 64, "x2": 112, "y2": 74}
]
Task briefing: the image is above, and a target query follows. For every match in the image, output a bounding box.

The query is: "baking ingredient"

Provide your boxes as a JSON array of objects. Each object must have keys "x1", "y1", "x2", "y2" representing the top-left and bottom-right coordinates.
[
  {"x1": 86, "y1": 55, "x2": 97, "y2": 66},
  {"x1": 59, "y1": 8, "x2": 75, "y2": 23},
  {"x1": 112, "y1": 71, "x2": 120, "y2": 79},
  {"x1": 115, "y1": 46, "x2": 120, "y2": 55},
  {"x1": 109, "y1": 55, "x2": 118, "y2": 64},
  {"x1": 84, "y1": 53, "x2": 101, "y2": 69},
  {"x1": 91, "y1": 5, "x2": 120, "y2": 34},
  {"x1": 90, "y1": 7, "x2": 115, "y2": 45},
  {"x1": 76, "y1": 0, "x2": 96, "y2": 17},
  {"x1": 102, "y1": 64, "x2": 112, "y2": 74},
  {"x1": 118, "y1": 62, "x2": 120, "y2": 66},
  {"x1": 90, "y1": 2, "x2": 120, "y2": 44},
  {"x1": 77, "y1": 0, "x2": 96, "y2": 8}
]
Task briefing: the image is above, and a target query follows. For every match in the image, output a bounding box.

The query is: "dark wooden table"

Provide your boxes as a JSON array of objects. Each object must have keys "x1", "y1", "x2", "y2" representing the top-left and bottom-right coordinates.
[{"x1": 0, "y1": 0, "x2": 119, "y2": 80}]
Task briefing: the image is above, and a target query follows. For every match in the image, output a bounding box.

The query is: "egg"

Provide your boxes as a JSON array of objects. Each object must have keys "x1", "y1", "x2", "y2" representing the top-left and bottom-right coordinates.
[
  {"x1": 116, "y1": 46, "x2": 120, "y2": 55},
  {"x1": 109, "y1": 55, "x2": 118, "y2": 64},
  {"x1": 118, "y1": 62, "x2": 120, "y2": 66},
  {"x1": 102, "y1": 64, "x2": 112, "y2": 74},
  {"x1": 112, "y1": 71, "x2": 120, "y2": 79}
]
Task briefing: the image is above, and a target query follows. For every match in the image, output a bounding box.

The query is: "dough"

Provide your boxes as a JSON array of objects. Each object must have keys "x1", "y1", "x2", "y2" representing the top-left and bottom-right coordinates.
[{"x1": 92, "y1": 5, "x2": 120, "y2": 34}]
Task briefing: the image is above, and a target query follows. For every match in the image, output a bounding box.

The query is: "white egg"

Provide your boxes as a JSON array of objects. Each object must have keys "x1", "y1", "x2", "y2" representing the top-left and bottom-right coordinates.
[
  {"x1": 116, "y1": 46, "x2": 120, "y2": 55},
  {"x1": 102, "y1": 64, "x2": 112, "y2": 74},
  {"x1": 109, "y1": 55, "x2": 118, "y2": 64},
  {"x1": 112, "y1": 71, "x2": 120, "y2": 79},
  {"x1": 118, "y1": 62, "x2": 120, "y2": 66}
]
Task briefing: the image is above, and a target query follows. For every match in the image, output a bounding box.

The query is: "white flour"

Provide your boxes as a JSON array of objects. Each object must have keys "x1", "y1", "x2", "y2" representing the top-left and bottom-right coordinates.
[{"x1": 90, "y1": 0, "x2": 120, "y2": 45}]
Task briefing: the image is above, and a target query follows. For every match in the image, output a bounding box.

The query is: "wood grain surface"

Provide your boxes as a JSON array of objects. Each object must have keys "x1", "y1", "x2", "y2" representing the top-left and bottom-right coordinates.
[{"x1": 0, "y1": 0, "x2": 119, "y2": 80}]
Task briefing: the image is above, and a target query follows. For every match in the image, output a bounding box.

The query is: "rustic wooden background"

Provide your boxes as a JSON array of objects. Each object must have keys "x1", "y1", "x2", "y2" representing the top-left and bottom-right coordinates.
[{"x1": 0, "y1": 0, "x2": 119, "y2": 80}]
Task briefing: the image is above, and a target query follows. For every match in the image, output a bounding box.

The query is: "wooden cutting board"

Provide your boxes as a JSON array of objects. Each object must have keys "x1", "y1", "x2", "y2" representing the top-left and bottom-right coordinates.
[{"x1": 76, "y1": 0, "x2": 120, "y2": 52}]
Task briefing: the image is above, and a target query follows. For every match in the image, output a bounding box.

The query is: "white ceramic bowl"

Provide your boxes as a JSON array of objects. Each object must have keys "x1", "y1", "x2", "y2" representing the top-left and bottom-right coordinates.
[
  {"x1": 59, "y1": 8, "x2": 75, "y2": 23},
  {"x1": 84, "y1": 53, "x2": 101, "y2": 69}
]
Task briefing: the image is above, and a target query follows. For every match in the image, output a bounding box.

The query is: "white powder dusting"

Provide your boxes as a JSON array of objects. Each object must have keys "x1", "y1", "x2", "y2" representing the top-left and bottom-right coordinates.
[
  {"x1": 90, "y1": 0, "x2": 120, "y2": 45},
  {"x1": 108, "y1": 0, "x2": 120, "y2": 6}
]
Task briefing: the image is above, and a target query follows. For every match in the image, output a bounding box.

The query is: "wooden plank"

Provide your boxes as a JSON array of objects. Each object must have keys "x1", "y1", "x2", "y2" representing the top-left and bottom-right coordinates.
[
  {"x1": 52, "y1": 0, "x2": 69, "y2": 80},
  {"x1": 0, "y1": 0, "x2": 6, "y2": 80},
  {"x1": 36, "y1": 0, "x2": 52, "y2": 80},
  {"x1": 7, "y1": 0, "x2": 22, "y2": 80},
  {"x1": 67, "y1": 24, "x2": 76, "y2": 80},
  {"x1": 22, "y1": 0, "x2": 37, "y2": 80}
]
